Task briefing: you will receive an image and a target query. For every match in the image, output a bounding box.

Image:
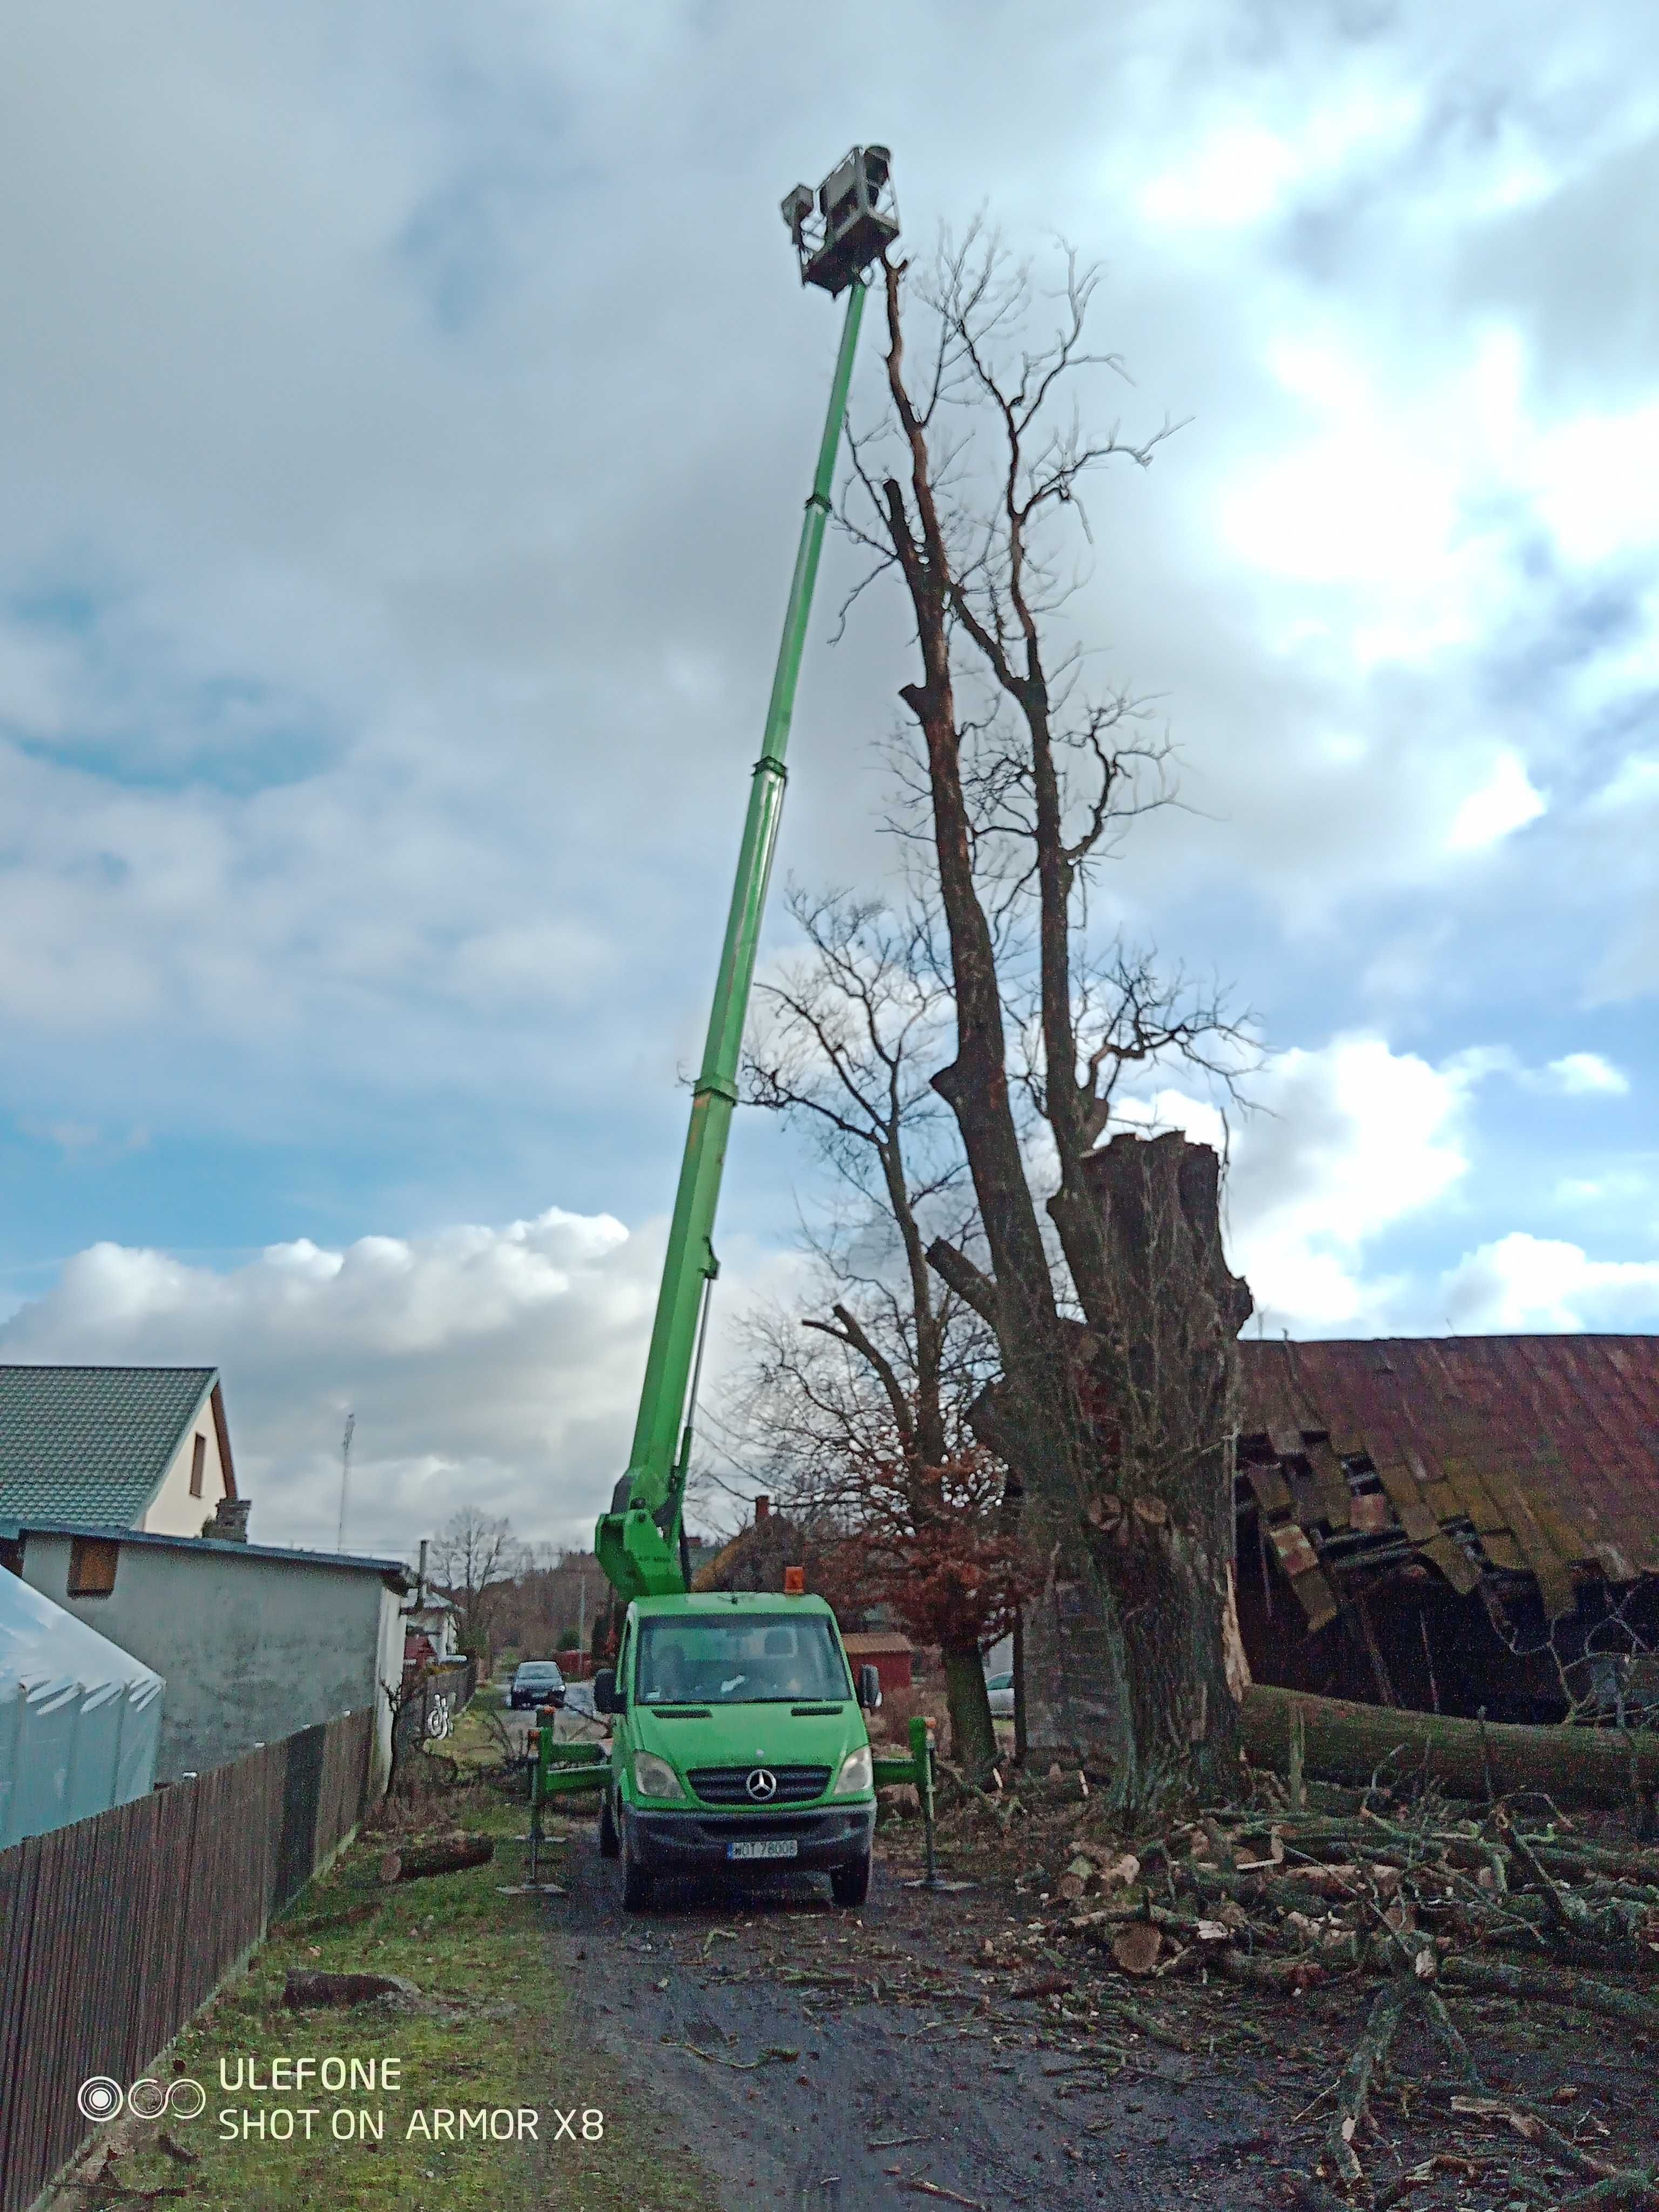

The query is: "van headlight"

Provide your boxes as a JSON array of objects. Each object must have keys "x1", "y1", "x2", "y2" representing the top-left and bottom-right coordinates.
[
  {"x1": 832, "y1": 1745, "x2": 873, "y2": 1796},
  {"x1": 633, "y1": 1752, "x2": 684, "y2": 1800}
]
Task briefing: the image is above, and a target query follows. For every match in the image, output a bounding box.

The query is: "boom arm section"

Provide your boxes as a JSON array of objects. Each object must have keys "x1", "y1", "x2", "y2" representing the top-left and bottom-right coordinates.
[{"x1": 594, "y1": 275, "x2": 869, "y2": 1602}]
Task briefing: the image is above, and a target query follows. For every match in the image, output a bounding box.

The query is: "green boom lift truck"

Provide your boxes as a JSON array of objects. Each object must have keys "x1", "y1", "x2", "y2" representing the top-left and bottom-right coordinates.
[{"x1": 528, "y1": 147, "x2": 937, "y2": 1910}]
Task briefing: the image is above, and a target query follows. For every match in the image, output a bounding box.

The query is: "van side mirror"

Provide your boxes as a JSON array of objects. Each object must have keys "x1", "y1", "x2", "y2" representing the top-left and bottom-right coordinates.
[
  {"x1": 592, "y1": 1668, "x2": 622, "y2": 1716},
  {"x1": 857, "y1": 1664, "x2": 882, "y2": 1712}
]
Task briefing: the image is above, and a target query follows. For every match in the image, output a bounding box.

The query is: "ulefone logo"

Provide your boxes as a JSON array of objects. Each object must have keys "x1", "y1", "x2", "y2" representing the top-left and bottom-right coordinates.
[{"x1": 78, "y1": 2076, "x2": 207, "y2": 2123}]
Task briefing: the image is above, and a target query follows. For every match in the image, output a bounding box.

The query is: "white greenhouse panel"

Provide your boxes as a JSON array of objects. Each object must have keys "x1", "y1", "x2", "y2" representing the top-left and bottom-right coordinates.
[{"x1": 0, "y1": 1570, "x2": 164, "y2": 1847}]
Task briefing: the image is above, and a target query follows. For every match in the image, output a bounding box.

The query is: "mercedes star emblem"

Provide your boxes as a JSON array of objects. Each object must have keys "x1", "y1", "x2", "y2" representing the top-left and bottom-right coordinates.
[{"x1": 745, "y1": 1767, "x2": 779, "y2": 1802}]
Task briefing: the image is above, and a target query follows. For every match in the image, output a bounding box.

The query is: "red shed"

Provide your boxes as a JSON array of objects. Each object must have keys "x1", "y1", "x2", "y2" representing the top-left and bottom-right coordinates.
[{"x1": 841, "y1": 1631, "x2": 914, "y2": 1695}]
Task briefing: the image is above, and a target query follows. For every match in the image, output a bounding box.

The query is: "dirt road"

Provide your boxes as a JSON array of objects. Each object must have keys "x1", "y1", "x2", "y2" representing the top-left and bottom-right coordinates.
[{"x1": 545, "y1": 1812, "x2": 1283, "y2": 2212}]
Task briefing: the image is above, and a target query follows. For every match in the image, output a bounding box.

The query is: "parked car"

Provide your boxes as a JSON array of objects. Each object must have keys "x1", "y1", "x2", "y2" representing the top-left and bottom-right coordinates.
[
  {"x1": 509, "y1": 1660, "x2": 567, "y2": 1711},
  {"x1": 986, "y1": 1669, "x2": 1015, "y2": 1719}
]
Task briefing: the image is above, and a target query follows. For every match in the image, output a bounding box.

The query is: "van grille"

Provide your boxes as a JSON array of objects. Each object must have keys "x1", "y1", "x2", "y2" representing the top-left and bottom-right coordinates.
[{"x1": 687, "y1": 1764, "x2": 832, "y2": 1806}]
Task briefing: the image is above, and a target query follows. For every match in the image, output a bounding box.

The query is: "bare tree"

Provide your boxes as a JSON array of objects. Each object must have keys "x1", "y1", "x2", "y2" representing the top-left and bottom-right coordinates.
[
  {"x1": 847, "y1": 230, "x2": 1256, "y2": 1805},
  {"x1": 427, "y1": 1506, "x2": 524, "y2": 1665},
  {"x1": 735, "y1": 885, "x2": 1016, "y2": 1778}
]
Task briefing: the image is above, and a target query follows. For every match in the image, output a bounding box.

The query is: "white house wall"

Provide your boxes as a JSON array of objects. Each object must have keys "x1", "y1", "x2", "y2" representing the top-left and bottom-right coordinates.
[{"x1": 141, "y1": 1397, "x2": 232, "y2": 1537}]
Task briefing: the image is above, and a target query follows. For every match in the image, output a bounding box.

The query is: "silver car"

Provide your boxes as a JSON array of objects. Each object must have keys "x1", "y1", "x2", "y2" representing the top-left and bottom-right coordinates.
[{"x1": 987, "y1": 1669, "x2": 1015, "y2": 1719}]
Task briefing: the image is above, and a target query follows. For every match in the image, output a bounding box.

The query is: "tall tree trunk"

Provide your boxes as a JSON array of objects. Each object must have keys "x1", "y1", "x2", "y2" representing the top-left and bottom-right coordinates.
[
  {"x1": 871, "y1": 255, "x2": 1252, "y2": 1811},
  {"x1": 941, "y1": 1640, "x2": 997, "y2": 1785}
]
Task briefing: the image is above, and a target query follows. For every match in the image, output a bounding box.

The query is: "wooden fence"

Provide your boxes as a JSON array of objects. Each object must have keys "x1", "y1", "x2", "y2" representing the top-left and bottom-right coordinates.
[{"x1": 0, "y1": 1706, "x2": 375, "y2": 2212}]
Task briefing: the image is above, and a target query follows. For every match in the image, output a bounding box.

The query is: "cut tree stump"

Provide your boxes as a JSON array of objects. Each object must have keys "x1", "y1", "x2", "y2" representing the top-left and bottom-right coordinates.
[
  {"x1": 378, "y1": 1834, "x2": 495, "y2": 1884},
  {"x1": 1243, "y1": 1684, "x2": 1659, "y2": 1810}
]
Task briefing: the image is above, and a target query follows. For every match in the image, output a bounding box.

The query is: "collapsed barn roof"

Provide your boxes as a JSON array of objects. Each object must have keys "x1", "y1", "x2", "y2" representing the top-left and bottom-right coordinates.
[{"x1": 1236, "y1": 1333, "x2": 1659, "y2": 1628}]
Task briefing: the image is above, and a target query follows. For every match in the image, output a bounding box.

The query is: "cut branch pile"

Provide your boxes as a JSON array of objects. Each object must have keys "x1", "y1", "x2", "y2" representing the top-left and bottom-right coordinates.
[{"x1": 1042, "y1": 1790, "x2": 1659, "y2": 2196}]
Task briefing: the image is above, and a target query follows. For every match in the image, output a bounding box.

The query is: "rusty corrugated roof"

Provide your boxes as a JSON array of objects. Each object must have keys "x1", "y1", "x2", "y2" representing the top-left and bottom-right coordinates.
[{"x1": 1239, "y1": 1334, "x2": 1659, "y2": 1592}]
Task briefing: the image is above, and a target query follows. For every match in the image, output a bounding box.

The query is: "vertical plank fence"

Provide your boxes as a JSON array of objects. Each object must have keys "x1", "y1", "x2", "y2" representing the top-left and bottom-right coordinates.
[{"x1": 0, "y1": 1706, "x2": 374, "y2": 2212}]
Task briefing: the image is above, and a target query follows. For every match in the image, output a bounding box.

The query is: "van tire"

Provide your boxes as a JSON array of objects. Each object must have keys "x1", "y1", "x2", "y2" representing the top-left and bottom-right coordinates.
[
  {"x1": 620, "y1": 1816, "x2": 654, "y2": 1912},
  {"x1": 831, "y1": 1851, "x2": 871, "y2": 1907},
  {"x1": 598, "y1": 1788, "x2": 619, "y2": 1859}
]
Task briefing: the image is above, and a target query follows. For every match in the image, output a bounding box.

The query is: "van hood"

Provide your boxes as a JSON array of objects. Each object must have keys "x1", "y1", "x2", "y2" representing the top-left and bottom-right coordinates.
[{"x1": 631, "y1": 1700, "x2": 868, "y2": 1788}]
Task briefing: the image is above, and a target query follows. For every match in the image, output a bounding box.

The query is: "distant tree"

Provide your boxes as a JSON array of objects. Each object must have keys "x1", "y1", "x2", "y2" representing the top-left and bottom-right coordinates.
[{"x1": 428, "y1": 1507, "x2": 524, "y2": 1665}]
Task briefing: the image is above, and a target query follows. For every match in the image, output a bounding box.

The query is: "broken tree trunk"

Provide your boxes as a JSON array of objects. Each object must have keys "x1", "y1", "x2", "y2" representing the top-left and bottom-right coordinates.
[
  {"x1": 1244, "y1": 1683, "x2": 1659, "y2": 1810},
  {"x1": 1074, "y1": 1134, "x2": 1253, "y2": 1801},
  {"x1": 993, "y1": 1132, "x2": 1253, "y2": 1802}
]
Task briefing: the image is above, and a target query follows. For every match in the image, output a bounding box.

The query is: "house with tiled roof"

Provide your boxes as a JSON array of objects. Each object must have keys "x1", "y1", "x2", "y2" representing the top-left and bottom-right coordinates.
[
  {"x1": 0, "y1": 1365, "x2": 238, "y2": 1541},
  {"x1": 0, "y1": 1365, "x2": 413, "y2": 1788}
]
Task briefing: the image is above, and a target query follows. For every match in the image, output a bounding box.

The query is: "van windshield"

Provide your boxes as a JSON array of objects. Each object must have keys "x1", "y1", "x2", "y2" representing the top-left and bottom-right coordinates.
[{"x1": 636, "y1": 1615, "x2": 851, "y2": 1706}]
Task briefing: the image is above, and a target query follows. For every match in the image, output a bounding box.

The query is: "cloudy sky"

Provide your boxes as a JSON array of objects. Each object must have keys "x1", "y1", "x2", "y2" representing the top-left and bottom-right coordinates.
[{"x1": 2, "y1": 1, "x2": 1654, "y2": 1559}]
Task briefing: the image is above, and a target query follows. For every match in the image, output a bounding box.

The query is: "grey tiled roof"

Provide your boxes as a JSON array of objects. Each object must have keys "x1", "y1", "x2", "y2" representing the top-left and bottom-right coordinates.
[{"x1": 0, "y1": 1365, "x2": 218, "y2": 1526}]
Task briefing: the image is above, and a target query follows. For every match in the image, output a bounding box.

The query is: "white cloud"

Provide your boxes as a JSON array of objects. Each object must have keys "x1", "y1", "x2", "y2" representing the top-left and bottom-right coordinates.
[
  {"x1": 1112, "y1": 1035, "x2": 1651, "y2": 1336},
  {"x1": 1110, "y1": 1035, "x2": 1475, "y2": 1334},
  {"x1": 1540, "y1": 1051, "x2": 1629, "y2": 1095},
  {"x1": 1226, "y1": 1036, "x2": 1475, "y2": 1330},
  {"x1": 1443, "y1": 1231, "x2": 1659, "y2": 1330},
  {"x1": 1439, "y1": 1044, "x2": 1633, "y2": 1096},
  {"x1": 1445, "y1": 750, "x2": 1548, "y2": 852},
  {"x1": 0, "y1": 1204, "x2": 787, "y2": 1557},
  {"x1": 1529, "y1": 398, "x2": 1659, "y2": 566}
]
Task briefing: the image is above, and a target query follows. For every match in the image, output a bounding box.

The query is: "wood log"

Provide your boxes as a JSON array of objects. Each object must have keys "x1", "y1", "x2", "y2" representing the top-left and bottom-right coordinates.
[
  {"x1": 1243, "y1": 1684, "x2": 1659, "y2": 1811},
  {"x1": 283, "y1": 1971, "x2": 420, "y2": 2008},
  {"x1": 1439, "y1": 1956, "x2": 1659, "y2": 2035},
  {"x1": 377, "y1": 1834, "x2": 495, "y2": 1884}
]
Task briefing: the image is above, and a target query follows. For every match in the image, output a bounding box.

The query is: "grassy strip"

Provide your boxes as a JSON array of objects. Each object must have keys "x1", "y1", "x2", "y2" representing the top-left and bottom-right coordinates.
[{"x1": 55, "y1": 1702, "x2": 713, "y2": 2211}]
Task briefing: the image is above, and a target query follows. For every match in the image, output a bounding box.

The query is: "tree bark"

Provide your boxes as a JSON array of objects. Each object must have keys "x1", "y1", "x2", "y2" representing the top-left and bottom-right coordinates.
[
  {"x1": 970, "y1": 1132, "x2": 1250, "y2": 1801},
  {"x1": 1244, "y1": 1684, "x2": 1659, "y2": 1809},
  {"x1": 942, "y1": 1640, "x2": 997, "y2": 1785}
]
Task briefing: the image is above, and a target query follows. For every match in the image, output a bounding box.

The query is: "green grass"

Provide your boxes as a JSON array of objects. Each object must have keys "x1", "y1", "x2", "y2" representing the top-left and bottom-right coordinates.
[{"x1": 63, "y1": 1701, "x2": 716, "y2": 2211}]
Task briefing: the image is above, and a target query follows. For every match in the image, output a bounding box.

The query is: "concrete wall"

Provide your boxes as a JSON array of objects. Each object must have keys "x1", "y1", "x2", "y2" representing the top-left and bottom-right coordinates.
[
  {"x1": 21, "y1": 1535, "x2": 401, "y2": 1791},
  {"x1": 141, "y1": 1397, "x2": 233, "y2": 1537}
]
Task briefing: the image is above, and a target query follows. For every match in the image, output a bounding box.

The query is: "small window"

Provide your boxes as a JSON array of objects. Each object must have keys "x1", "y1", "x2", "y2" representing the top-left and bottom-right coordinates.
[
  {"x1": 0, "y1": 1537, "x2": 23, "y2": 1578},
  {"x1": 188, "y1": 1433, "x2": 207, "y2": 1498},
  {"x1": 68, "y1": 1538, "x2": 119, "y2": 1597}
]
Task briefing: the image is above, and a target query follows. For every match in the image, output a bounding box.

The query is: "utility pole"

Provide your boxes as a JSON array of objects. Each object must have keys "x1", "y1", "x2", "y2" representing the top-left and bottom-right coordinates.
[{"x1": 336, "y1": 1412, "x2": 355, "y2": 1553}]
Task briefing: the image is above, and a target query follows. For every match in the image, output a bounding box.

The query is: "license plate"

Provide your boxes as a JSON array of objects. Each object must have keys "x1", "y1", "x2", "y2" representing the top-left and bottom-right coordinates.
[{"x1": 727, "y1": 1838, "x2": 798, "y2": 1862}]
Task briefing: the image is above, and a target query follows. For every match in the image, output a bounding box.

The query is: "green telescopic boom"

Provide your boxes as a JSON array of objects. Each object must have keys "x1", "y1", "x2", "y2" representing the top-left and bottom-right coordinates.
[{"x1": 594, "y1": 274, "x2": 868, "y2": 1602}]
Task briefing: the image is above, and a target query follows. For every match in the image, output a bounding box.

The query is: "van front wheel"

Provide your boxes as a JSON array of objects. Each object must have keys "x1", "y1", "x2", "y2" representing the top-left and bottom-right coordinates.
[
  {"x1": 620, "y1": 1816, "x2": 654, "y2": 1912},
  {"x1": 830, "y1": 1852, "x2": 871, "y2": 1908}
]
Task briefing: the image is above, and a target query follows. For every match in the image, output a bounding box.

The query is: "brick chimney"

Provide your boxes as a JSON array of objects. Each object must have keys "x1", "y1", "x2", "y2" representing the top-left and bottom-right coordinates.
[
  {"x1": 206, "y1": 1497, "x2": 251, "y2": 1543},
  {"x1": 754, "y1": 1495, "x2": 771, "y2": 1524}
]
